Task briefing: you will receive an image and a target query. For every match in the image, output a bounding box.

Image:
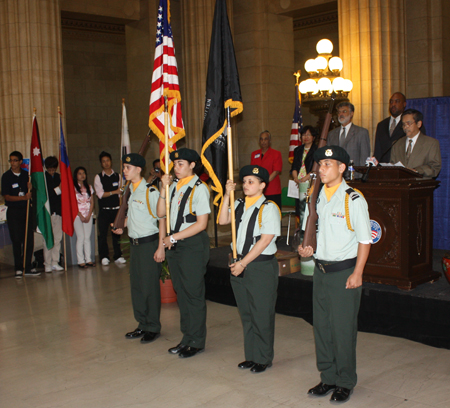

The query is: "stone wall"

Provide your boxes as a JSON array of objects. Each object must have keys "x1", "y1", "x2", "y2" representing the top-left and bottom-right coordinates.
[{"x1": 62, "y1": 20, "x2": 127, "y2": 184}]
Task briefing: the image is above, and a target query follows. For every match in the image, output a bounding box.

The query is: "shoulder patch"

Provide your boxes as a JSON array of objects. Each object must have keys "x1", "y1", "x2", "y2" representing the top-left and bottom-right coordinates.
[{"x1": 345, "y1": 187, "x2": 360, "y2": 201}]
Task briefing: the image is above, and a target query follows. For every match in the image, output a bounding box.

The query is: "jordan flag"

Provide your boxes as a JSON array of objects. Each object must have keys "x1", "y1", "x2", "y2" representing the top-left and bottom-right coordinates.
[{"x1": 30, "y1": 115, "x2": 54, "y2": 249}]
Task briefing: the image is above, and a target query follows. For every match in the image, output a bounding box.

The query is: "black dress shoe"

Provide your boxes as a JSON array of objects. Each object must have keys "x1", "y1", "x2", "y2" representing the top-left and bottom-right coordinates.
[
  {"x1": 250, "y1": 363, "x2": 272, "y2": 373},
  {"x1": 178, "y1": 346, "x2": 204, "y2": 358},
  {"x1": 330, "y1": 387, "x2": 352, "y2": 403},
  {"x1": 238, "y1": 361, "x2": 255, "y2": 369},
  {"x1": 168, "y1": 343, "x2": 187, "y2": 354},
  {"x1": 307, "y1": 382, "x2": 336, "y2": 396},
  {"x1": 140, "y1": 332, "x2": 160, "y2": 343},
  {"x1": 125, "y1": 328, "x2": 145, "y2": 339}
]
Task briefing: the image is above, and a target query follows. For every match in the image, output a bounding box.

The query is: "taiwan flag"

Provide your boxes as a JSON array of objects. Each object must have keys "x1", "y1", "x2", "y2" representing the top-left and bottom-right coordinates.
[
  {"x1": 30, "y1": 115, "x2": 54, "y2": 249},
  {"x1": 59, "y1": 116, "x2": 78, "y2": 236}
]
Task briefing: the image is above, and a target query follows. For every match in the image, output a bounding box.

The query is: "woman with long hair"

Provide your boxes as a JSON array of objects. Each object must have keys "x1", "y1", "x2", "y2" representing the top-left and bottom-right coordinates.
[
  {"x1": 291, "y1": 125, "x2": 318, "y2": 237},
  {"x1": 73, "y1": 166, "x2": 95, "y2": 268}
]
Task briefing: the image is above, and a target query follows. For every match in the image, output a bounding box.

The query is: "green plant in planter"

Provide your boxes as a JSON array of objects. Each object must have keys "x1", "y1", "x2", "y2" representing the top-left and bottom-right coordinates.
[{"x1": 161, "y1": 259, "x2": 171, "y2": 282}]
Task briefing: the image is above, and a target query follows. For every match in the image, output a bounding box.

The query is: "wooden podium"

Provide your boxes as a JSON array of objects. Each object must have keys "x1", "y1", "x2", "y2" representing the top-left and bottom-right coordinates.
[{"x1": 350, "y1": 166, "x2": 440, "y2": 290}]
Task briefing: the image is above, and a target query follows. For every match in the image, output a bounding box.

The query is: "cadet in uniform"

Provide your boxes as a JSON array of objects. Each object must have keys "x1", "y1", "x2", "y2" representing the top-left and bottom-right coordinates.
[
  {"x1": 218, "y1": 165, "x2": 281, "y2": 373},
  {"x1": 157, "y1": 148, "x2": 211, "y2": 358},
  {"x1": 298, "y1": 146, "x2": 372, "y2": 403},
  {"x1": 112, "y1": 153, "x2": 166, "y2": 344}
]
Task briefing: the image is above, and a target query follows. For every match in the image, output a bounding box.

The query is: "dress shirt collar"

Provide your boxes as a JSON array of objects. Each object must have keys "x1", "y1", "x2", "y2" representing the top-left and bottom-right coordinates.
[
  {"x1": 101, "y1": 169, "x2": 116, "y2": 176},
  {"x1": 405, "y1": 132, "x2": 420, "y2": 152},
  {"x1": 341, "y1": 122, "x2": 352, "y2": 134},
  {"x1": 391, "y1": 115, "x2": 401, "y2": 127}
]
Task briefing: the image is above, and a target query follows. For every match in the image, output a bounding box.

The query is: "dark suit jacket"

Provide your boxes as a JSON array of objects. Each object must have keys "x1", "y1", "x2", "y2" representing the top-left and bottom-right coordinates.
[
  {"x1": 374, "y1": 117, "x2": 427, "y2": 162},
  {"x1": 373, "y1": 117, "x2": 405, "y2": 162},
  {"x1": 290, "y1": 143, "x2": 317, "y2": 175},
  {"x1": 390, "y1": 132, "x2": 441, "y2": 178},
  {"x1": 327, "y1": 123, "x2": 370, "y2": 167}
]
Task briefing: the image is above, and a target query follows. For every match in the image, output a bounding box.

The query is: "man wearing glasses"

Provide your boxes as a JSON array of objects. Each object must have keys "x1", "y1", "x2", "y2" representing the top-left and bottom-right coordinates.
[
  {"x1": 1, "y1": 151, "x2": 40, "y2": 278},
  {"x1": 390, "y1": 109, "x2": 441, "y2": 178}
]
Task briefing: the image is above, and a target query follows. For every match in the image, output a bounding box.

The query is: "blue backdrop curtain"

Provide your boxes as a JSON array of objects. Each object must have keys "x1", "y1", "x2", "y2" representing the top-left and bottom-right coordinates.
[{"x1": 408, "y1": 97, "x2": 450, "y2": 250}]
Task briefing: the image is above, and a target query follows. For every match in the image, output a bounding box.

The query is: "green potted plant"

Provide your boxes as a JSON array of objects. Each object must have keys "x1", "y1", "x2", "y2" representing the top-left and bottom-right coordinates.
[
  {"x1": 119, "y1": 239, "x2": 176, "y2": 303},
  {"x1": 160, "y1": 259, "x2": 177, "y2": 303}
]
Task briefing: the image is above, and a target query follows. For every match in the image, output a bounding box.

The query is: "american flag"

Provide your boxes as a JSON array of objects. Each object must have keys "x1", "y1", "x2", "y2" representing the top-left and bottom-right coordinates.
[
  {"x1": 148, "y1": 0, "x2": 185, "y2": 170},
  {"x1": 288, "y1": 85, "x2": 303, "y2": 164}
]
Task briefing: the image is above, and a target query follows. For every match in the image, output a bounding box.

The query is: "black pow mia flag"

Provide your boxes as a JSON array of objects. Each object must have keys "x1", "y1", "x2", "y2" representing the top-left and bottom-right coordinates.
[{"x1": 201, "y1": 0, "x2": 243, "y2": 215}]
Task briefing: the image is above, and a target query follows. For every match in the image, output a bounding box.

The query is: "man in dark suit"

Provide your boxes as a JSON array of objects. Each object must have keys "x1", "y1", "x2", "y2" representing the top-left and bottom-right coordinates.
[
  {"x1": 327, "y1": 102, "x2": 370, "y2": 167},
  {"x1": 374, "y1": 92, "x2": 406, "y2": 162},
  {"x1": 390, "y1": 109, "x2": 441, "y2": 178}
]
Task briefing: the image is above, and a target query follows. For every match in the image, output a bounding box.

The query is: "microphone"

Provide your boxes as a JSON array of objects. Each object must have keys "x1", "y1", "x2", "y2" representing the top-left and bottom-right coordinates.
[{"x1": 361, "y1": 161, "x2": 374, "y2": 183}]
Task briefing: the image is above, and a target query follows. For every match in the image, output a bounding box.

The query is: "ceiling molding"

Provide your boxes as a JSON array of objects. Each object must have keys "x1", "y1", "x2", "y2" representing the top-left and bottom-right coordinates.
[
  {"x1": 61, "y1": 18, "x2": 125, "y2": 35},
  {"x1": 293, "y1": 11, "x2": 338, "y2": 31},
  {"x1": 61, "y1": 18, "x2": 125, "y2": 43}
]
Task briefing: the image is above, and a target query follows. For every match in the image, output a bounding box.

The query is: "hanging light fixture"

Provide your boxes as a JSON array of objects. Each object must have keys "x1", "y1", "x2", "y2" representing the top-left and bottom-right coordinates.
[{"x1": 299, "y1": 39, "x2": 353, "y2": 101}]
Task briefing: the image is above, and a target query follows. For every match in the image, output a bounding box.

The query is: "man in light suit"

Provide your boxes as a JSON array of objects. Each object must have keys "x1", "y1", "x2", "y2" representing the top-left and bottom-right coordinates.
[
  {"x1": 327, "y1": 102, "x2": 370, "y2": 168},
  {"x1": 390, "y1": 109, "x2": 441, "y2": 178},
  {"x1": 373, "y1": 92, "x2": 407, "y2": 162}
]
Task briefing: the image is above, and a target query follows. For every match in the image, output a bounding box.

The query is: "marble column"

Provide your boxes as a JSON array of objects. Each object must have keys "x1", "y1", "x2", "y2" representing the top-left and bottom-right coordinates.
[
  {"x1": 0, "y1": 0, "x2": 65, "y2": 173},
  {"x1": 180, "y1": 0, "x2": 216, "y2": 154},
  {"x1": 125, "y1": 0, "x2": 159, "y2": 158},
  {"x1": 233, "y1": 0, "x2": 294, "y2": 173},
  {"x1": 406, "y1": 0, "x2": 450, "y2": 98},
  {"x1": 339, "y1": 0, "x2": 406, "y2": 150}
]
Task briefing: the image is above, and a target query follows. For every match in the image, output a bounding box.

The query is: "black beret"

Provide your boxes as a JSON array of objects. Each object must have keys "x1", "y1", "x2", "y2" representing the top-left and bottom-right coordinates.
[
  {"x1": 239, "y1": 165, "x2": 269, "y2": 184},
  {"x1": 122, "y1": 153, "x2": 146, "y2": 168},
  {"x1": 169, "y1": 148, "x2": 200, "y2": 162},
  {"x1": 313, "y1": 145, "x2": 350, "y2": 166}
]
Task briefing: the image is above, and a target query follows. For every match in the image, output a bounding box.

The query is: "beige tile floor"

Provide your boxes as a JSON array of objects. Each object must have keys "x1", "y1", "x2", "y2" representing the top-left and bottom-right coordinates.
[{"x1": 1, "y1": 262, "x2": 450, "y2": 408}]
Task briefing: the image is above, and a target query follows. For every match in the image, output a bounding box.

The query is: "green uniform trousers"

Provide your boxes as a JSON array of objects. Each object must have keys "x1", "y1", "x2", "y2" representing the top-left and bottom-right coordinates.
[
  {"x1": 313, "y1": 265, "x2": 362, "y2": 389},
  {"x1": 166, "y1": 231, "x2": 209, "y2": 348},
  {"x1": 231, "y1": 258, "x2": 279, "y2": 365},
  {"x1": 129, "y1": 239, "x2": 162, "y2": 332}
]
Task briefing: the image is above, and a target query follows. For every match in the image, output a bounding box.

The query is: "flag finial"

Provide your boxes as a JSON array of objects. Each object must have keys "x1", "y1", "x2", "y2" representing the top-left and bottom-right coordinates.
[{"x1": 294, "y1": 70, "x2": 301, "y2": 86}]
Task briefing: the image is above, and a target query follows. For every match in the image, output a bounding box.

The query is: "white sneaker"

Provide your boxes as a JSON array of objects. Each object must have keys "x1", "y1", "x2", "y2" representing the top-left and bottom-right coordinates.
[
  {"x1": 52, "y1": 264, "x2": 64, "y2": 271},
  {"x1": 101, "y1": 258, "x2": 110, "y2": 265},
  {"x1": 45, "y1": 266, "x2": 52, "y2": 273},
  {"x1": 15, "y1": 270, "x2": 23, "y2": 279},
  {"x1": 115, "y1": 257, "x2": 126, "y2": 264}
]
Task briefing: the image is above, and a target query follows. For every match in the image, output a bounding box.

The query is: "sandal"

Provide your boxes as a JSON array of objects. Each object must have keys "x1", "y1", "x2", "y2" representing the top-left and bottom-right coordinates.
[
  {"x1": 78, "y1": 264, "x2": 88, "y2": 269},
  {"x1": 86, "y1": 262, "x2": 96, "y2": 267}
]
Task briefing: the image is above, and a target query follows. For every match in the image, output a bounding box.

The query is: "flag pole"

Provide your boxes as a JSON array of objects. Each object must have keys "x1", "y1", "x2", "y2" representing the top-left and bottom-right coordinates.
[
  {"x1": 226, "y1": 107, "x2": 238, "y2": 260},
  {"x1": 23, "y1": 108, "x2": 36, "y2": 272},
  {"x1": 120, "y1": 98, "x2": 125, "y2": 198},
  {"x1": 164, "y1": 95, "x2": 170, "y2": 235},
  {"x1": 59, "y1": 107, "x2": 68, "y2": 272}
]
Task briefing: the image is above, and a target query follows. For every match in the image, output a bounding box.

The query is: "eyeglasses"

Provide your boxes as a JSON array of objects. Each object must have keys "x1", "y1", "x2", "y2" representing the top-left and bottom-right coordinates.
[
  {"x1": 9, "y1": 159, "x2": 20, "y2": 162},
  {"x1": 402, "y1": 121, "x2": 416, "y2": 128}
]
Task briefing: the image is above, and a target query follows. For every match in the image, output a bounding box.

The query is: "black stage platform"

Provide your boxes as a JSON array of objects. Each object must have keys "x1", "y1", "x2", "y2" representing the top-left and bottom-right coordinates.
[{"x1": 205, "y1": 242, "x2": 450, "y2": 350}]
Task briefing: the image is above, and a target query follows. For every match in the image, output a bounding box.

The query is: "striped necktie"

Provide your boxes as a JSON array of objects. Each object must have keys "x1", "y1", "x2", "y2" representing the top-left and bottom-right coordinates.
[
  {"x1": 389, "y1": 118, "x2": 396, "y2": 136},
  {"x1": 406, "y1": 139, "x2": 413, "y2": 164},
  {"x1": 339, "y1": 127, "x2": 346, "y2": 146}
]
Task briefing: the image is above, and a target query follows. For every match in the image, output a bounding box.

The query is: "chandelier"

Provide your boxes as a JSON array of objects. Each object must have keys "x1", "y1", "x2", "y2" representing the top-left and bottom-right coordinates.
[{"x1": 299, "y1": 39, "x2": 353, "y2": 100}]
